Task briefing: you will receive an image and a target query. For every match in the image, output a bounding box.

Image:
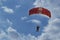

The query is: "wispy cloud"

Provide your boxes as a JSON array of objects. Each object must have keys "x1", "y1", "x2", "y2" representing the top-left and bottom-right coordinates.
[
  {"x1": 27, "y1": 19, "x2": 41, "y2": 25},
  {"x1": 16, "y1": 5, "x2": 21, "y2": 8},
  {"x1": 6, "y1": 19, "x2": 13, "y2": 26},
  {"x1": 1, "y1": 6, "x2": 14, "y2": 14},
  {"x1": 7, "y1": 27, "x2": 21, "y2": 40},
  {"x1": 0, "y1": 18, "x2": 60, "y2": 40},
  {"x1": 0, "y1": 18, "x2": 13, "y2": 30},
  {"x1": 38, "y1": 18, "x2": 60, "y2": 40},
  {"x1": 0, "y1": 27, "x2": 20, "y2": 40},
  {"x1": 7, "y1": 27, "x2": 16, "y2": 32},
  {"x1": 0, "y1": 27, "x2": 37, "y2": 40},
  {"x1": 21, "y1": 16, "x2": 28, "y2": 20},
  {"x1": 33, "y1": 0, "x2": 42, "y2": 7}
]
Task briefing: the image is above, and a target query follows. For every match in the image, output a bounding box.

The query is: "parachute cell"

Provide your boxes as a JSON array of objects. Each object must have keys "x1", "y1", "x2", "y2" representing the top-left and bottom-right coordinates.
[{"x1": 29, "y1": 7, "x2": 51, "y2": 18}]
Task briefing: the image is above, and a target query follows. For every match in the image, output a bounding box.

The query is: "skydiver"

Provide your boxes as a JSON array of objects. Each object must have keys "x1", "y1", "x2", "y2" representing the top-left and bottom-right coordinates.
[{"x1": 36, "y1": 26, "x2": 40, "y2": 32}]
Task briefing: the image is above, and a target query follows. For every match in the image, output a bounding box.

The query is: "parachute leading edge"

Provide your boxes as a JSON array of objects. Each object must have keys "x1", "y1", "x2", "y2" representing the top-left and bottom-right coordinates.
[{"x1": 29, "y1": 7, "x2": 51, "y2": 18}]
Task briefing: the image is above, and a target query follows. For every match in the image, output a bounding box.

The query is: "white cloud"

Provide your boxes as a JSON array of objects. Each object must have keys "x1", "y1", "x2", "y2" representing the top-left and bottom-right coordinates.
[
  {"x1": 38, "y1": 18, "x2": 60, "y2": 40},
  {"x1": 33, "y1": 0, "x2": 41, "y2": 7},
  {"x1": 21, "y1": 16, "x2": 28, "y2": 20},
  {"x1": 0, "y1": 18, "x2": 60, "y2": 40},
  {"x1": 7, "y1": 27, "x2": 21, "y2": 40},
  {"x1": 16, "y1": 5, "x2": 21, "y2": 8},
  {"x1": 27, "y1": 19, "x2": 41, "y2": 25},
  {"x1": 0, "y1": 27, "x2": 37, "y2": 40},
  {"x1": 0, "y1": 18, "x2": 13, "y2": 31},
  {"x1": 0, "y1": 18, "x2": 19, "y2": 40},
  {"x1": 7, "y1": 19, "x2": 13, "y2": 26},
  {"x1": 0, "y1": 27, "x2": 20, "y2": 40},
  {"x1": 0, "y1": 30, "x2": 7, "y2": 39},
  {"x1": 7, "y1": 27, "x2": 16, "y2": 32},
  {"x1": 1, "y1": 6, "x2": 14, "y2": 13}
]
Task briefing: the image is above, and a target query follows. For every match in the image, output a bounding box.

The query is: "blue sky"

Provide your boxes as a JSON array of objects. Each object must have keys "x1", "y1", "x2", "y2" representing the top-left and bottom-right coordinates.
[{"x1": 0, "y1": 0, "x2": 60, "y2": 40}]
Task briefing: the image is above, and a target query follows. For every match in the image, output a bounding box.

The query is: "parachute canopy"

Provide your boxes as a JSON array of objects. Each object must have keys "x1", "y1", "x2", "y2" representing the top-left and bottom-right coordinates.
[{"x1": 29, "y1": 7, "x2": 51, "y2": 18}]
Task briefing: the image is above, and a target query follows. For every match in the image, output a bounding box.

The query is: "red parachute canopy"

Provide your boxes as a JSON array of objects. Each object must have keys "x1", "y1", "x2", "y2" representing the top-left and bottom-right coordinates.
[{"x1": 29, "y1": 7, "x2": 51, "y2": 18}]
